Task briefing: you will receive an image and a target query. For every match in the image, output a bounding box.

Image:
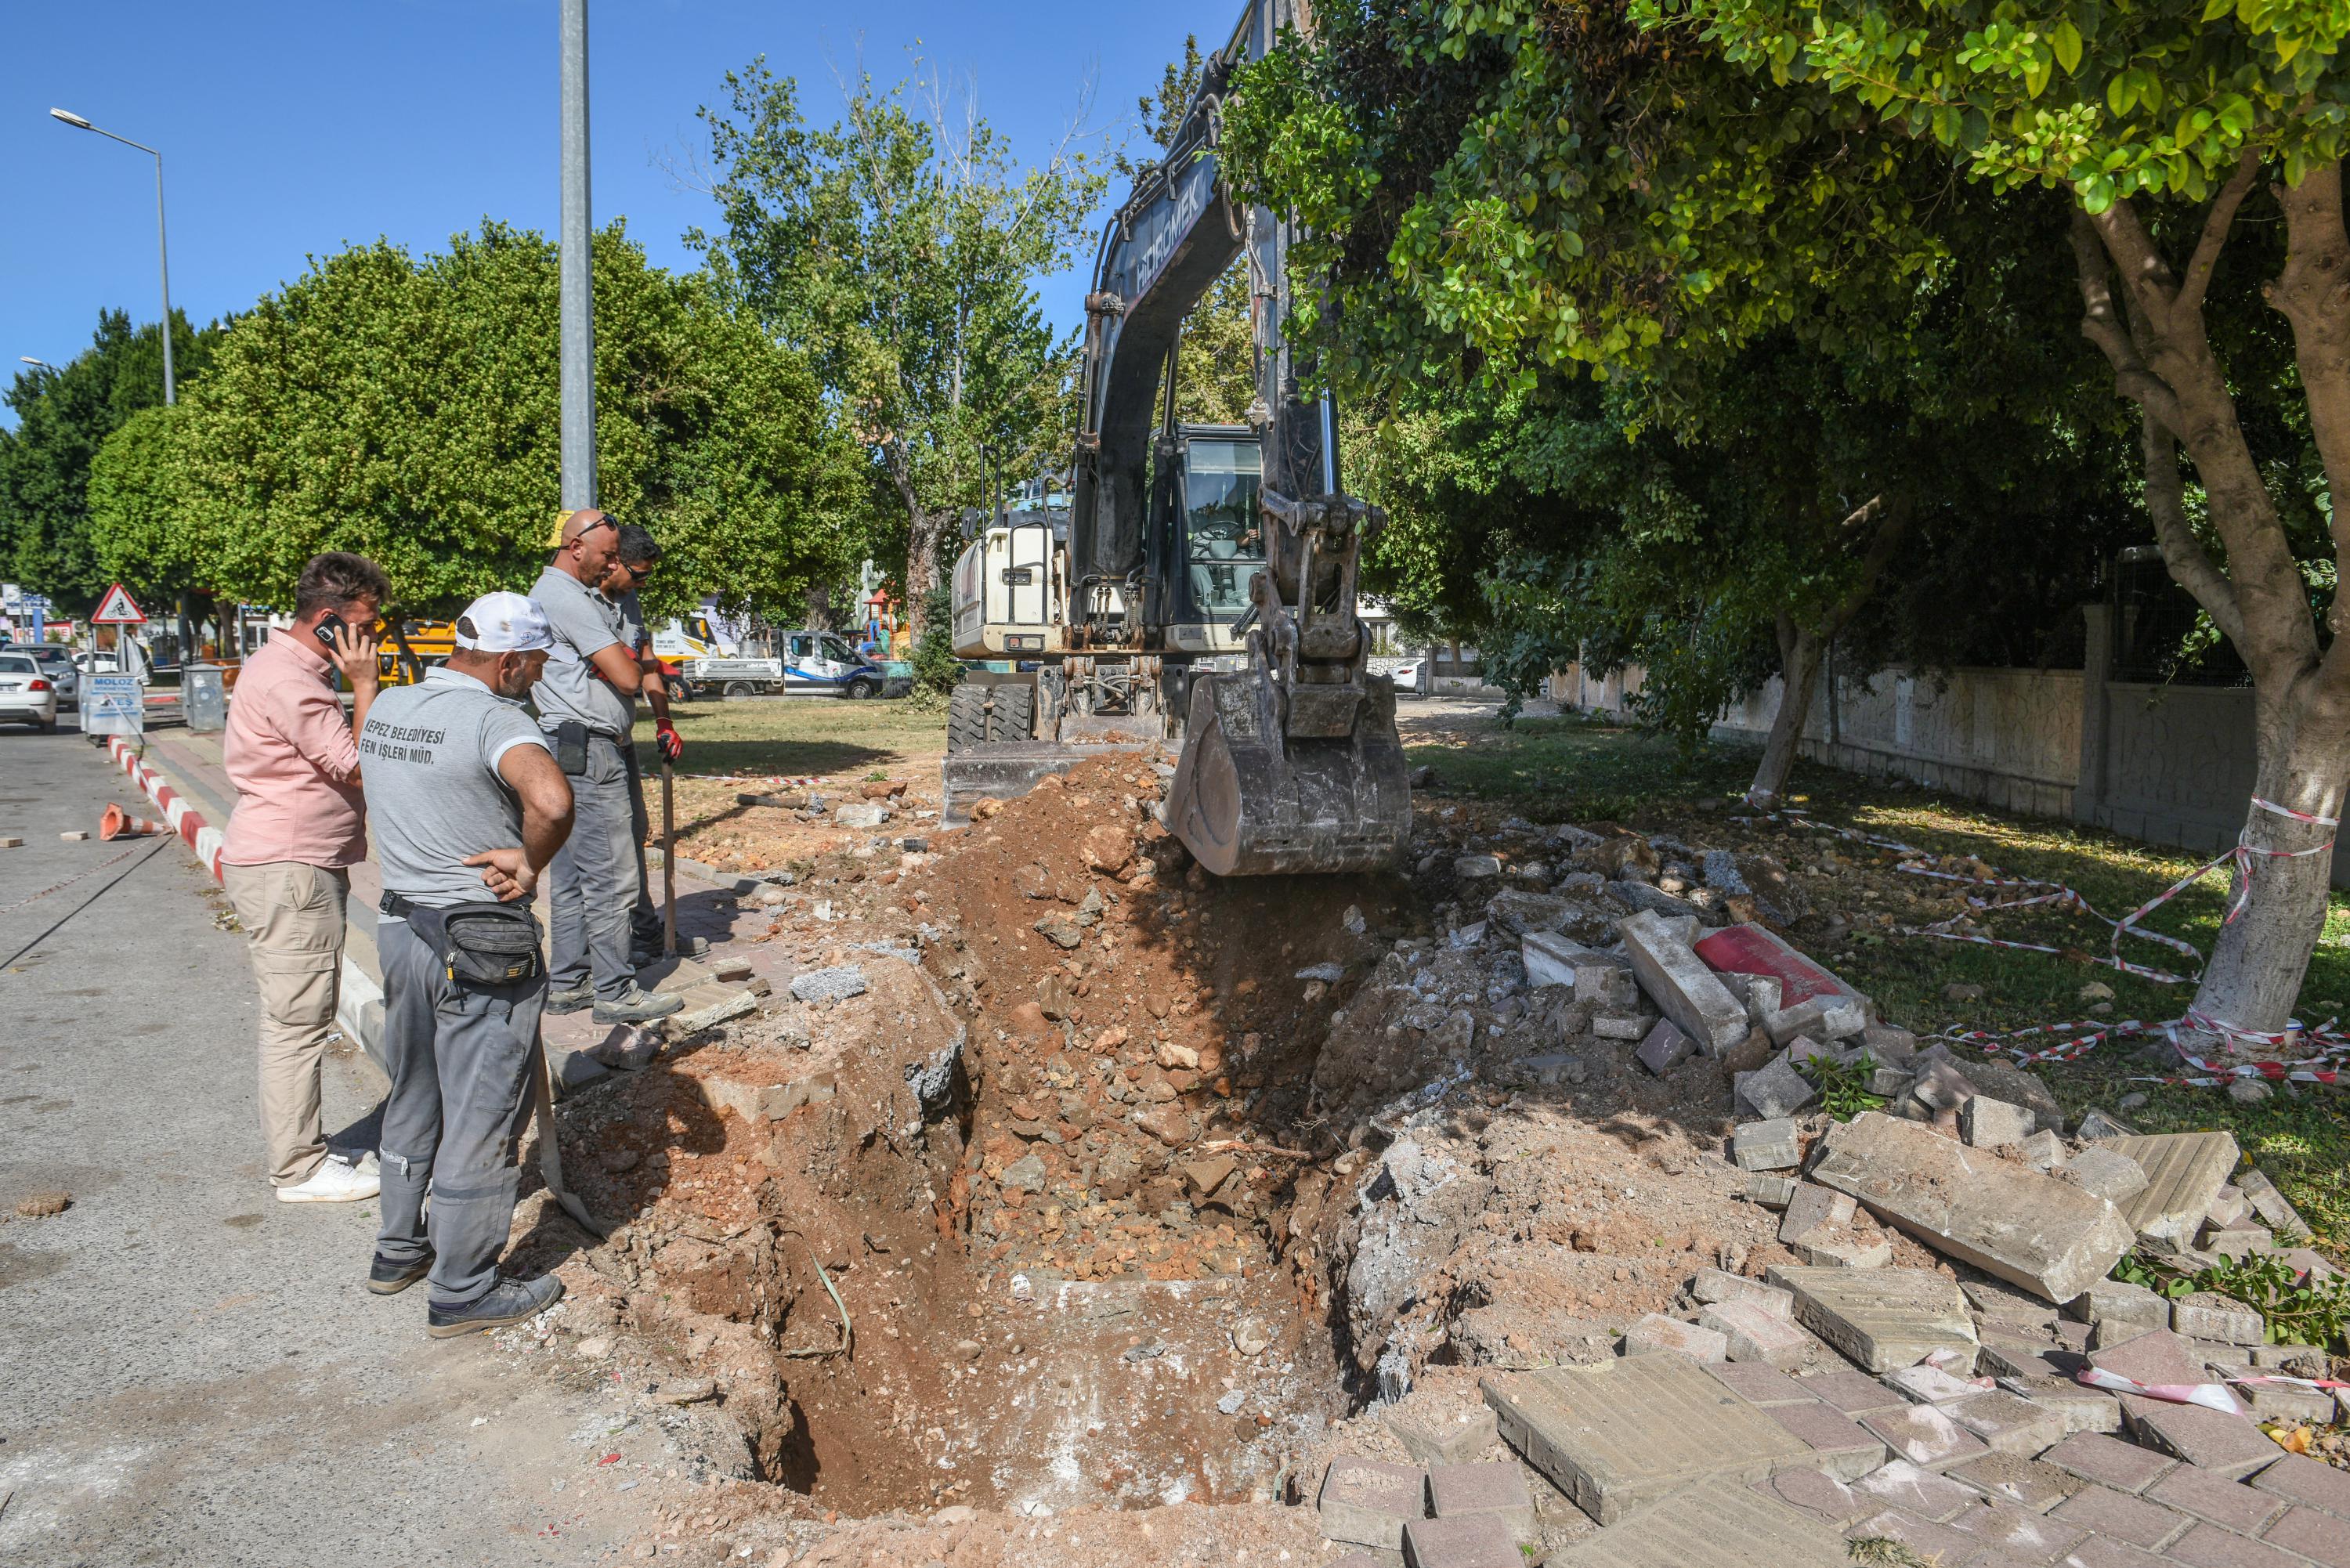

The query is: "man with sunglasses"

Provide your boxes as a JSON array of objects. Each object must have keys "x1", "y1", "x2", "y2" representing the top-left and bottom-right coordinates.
[
  {"x1": 598, "y1": 524, "x2": 694, "y2": 964},
  {"x1": 531, "y1": 509, "x2": 683, "y2": 1024}
]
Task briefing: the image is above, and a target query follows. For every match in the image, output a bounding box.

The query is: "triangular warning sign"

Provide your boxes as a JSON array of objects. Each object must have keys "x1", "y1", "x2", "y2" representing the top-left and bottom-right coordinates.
[{"x1": 91, "y1": 583, "x2": 147, "y2": 624}]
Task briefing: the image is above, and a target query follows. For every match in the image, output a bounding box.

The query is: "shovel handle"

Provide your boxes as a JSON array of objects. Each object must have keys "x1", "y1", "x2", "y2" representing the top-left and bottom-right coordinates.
[{"x1": 661, "y1": 757, "x2": 677, "y2": 956}]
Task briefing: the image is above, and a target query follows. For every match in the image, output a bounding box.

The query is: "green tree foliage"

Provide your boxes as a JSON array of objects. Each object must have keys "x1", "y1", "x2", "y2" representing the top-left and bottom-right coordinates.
[
  {"x1": 689, "y1": 61, "x2": 1107, "y2": 632},
  {"x1": 146, "y1": 221, "x2": 859, "y2": 620},
  {"x1": 0, "y1": 309, "x2": 220, "y2": 611},
  {"x1": 85, "y1": 403, "x2": 197, "y2": 607}
]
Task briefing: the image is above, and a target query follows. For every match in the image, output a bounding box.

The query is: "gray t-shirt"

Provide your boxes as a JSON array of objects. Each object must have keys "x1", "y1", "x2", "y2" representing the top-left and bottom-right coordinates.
[
  {"x1": 530, "y1": 564, "x2": 631, "y2": 737},
  {"x1": 615, "y1": 588, "x2": 647, "y2": 660},
  {"x1": 359, "y1": 667, "x2": 551, "y2": 909}
]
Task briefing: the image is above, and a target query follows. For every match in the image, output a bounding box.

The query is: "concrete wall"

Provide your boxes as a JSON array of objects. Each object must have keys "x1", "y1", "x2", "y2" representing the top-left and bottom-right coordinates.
[{"x1": 1544, "y1": 613, "x2": 2350, "y2": 887}]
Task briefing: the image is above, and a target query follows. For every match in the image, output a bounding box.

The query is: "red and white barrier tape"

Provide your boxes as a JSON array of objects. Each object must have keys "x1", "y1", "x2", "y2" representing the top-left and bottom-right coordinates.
[
  {"x1": 103, "y1": 735, "x2": 224, "y2": 883},
  {"x1": 677, "y1": 773, "x2": 825, "y2": 787},
  {"x1": 1739, "y1": 799, "x2": 2347, "y2": 1077}
]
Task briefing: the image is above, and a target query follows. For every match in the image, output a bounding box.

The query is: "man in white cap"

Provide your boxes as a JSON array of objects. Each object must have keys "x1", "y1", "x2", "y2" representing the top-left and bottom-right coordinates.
[{"x1": 358, "y1": 591, "x2": 577, "y2": 1335}]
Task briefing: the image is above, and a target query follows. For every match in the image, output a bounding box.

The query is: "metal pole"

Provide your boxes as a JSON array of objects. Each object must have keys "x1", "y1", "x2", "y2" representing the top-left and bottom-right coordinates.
[
  {"x1": 559, "y1": 0, "x2": 596, "y2": 509},
  {"x1": 153, "y1": 149, "x2": 173, "y2": 405}
]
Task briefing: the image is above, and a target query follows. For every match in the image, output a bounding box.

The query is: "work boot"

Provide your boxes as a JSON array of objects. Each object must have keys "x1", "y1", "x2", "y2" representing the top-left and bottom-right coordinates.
[
  {"x1": 544, "y1": 982, "x2": 594, "y2": 1015},
  {"x1": 277, "y1": 1154, "x2": 380, "y2": 1204},
  {"x1": 592, "y1": 986, "x2": 685, "y2": 1024},
  {"x1": 631, "y1": 935, "x2": 709, "y2": 966},
  {"x1": 367, "y1": 1249, "x2": 434, "y2": 1296},
  {"x1": 425, "y1": 1274, "x2": 564, "y2": 1339}
]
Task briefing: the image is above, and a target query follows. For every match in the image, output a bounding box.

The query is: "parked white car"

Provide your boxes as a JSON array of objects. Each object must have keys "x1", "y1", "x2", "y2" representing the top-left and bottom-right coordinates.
[
  {"x1": 23, "y1": 644, "x2": 78, "y2": 706},
  {"x1": 0, "y1": 651, "x2": 61, "y2": 732}
]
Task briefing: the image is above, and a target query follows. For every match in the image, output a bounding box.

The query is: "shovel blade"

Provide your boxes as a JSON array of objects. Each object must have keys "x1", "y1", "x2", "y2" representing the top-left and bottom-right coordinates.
[{"x1": 1167, "y1": 670, "x2": 1411, "y2": 877}]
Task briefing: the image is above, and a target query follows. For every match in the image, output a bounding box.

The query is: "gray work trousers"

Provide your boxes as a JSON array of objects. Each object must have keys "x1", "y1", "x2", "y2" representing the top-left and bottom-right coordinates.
[
  {"x1": 374, "y1": 912, "x2": 547, "y2": 1306},
  {"x1": 621, "y1": 745, "x2": 661, "y2": 950},
  {"x1": 547, "y1": 732, "x2": 636, "y2": 1003}
]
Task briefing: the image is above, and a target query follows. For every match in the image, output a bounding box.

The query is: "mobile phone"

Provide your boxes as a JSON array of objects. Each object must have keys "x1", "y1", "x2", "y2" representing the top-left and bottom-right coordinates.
[{"x1": 313, "y1": 612, "x2": 347, "y2": 652}]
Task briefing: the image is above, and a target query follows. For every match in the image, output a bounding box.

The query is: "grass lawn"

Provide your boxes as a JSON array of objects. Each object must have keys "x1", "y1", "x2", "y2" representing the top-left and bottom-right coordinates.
[
  {"x1": 630, "y1": 692, "x2": 946, "y2": 780},
  {"x1": 1404, "y1": 706, "x2": 2350, "y2": 1259}
]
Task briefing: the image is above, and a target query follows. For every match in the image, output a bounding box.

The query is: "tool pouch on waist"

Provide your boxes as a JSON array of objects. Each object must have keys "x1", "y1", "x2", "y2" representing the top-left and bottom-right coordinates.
[
  {"x1": 554, "y1": 718, "x2": 590, "y2": 777},
  {"x1": 385, "y1": 894, "x2": 544, "y2": 987}
]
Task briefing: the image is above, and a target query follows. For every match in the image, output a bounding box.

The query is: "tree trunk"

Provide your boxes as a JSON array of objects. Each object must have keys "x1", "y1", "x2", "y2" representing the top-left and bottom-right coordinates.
[
  {"x1": 2181, "y1": 714, "x2": 2350, "y2": 1053},
  {"x1": 1745, "y1": 493, "x2": 1909, "y2": 807},
  {"x1": 2068, "y1": 167, "x2": 2350, "y2": 1046},
  {"x1": 903, "y1": 508, "x2": 949, "y2": 640},
  {"x1": 1748, "y1": 614, "x2": 1826, "y2": 807}
]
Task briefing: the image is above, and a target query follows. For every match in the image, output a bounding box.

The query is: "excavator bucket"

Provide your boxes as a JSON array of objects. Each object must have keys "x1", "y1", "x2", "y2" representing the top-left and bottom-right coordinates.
[{"x1": 1166, "y1": 667, "x2": 1412, "y2": 876}]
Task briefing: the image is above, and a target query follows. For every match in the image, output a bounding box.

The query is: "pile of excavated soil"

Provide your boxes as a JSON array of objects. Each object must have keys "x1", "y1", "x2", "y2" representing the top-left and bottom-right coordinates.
[{"x1": 506, "y1": 752, "x2": 2056, "y2": 1562}]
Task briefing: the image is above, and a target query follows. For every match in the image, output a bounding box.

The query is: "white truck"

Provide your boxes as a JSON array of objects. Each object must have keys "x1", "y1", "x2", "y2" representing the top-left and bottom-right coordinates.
[{"x1": 678, "y1": 628, "x2": 902, "y2": 701}]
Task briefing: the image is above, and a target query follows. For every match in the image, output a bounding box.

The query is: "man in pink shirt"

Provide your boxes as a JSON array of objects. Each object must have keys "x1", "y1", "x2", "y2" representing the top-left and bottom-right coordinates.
[{"x1": 221, "y1": 552, "x2": 393, "y2": 1203}]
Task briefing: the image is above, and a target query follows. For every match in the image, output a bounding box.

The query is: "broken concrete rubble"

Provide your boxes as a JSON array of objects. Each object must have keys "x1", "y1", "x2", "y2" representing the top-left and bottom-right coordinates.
[
  {"x1": 1731, "y1": 1118, "x2": 1800, "y2": 1171},
  {"x1": 1318, "y1": 1456, "x2": 1427, "y2": 1548},
  {"x1": 1765, "y1": 1265, "x2": 1979, "y2": 1374},
  {"x1": 1622, "y1": 1313, "x2": 1728, "y2": 1363},
  {"x1": 1961, "y1": 1094, "x2": 2037, "y2": 1150},
  {"x1": 1808, "y1": 1112, "x2": 2135, "y2": 1302},
  {"x1": 2063, "y1": 1143, "x2": 2152, "y2": 1203},
  {"x1": 1633, "y1": 1017, "x2": 1692, "y2": 1076},
  {"x1": 1618, "y1": 910, "x2": 1748, "y2": 1054},
  {"x1": 2103, "y1": 1132, "x2": 2240, "y2": 1250},
  {"x1": 1700, "y1": 1299, "x2": 1814, "y2": 1369},
  {"x1": 1734, "y1": 1054, "x2": 1816, "y2": 1120}
]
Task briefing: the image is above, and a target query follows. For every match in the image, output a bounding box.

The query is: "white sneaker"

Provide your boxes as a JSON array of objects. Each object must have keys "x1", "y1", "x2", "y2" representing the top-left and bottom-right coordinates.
[{"x1": 277, "y1": 1155, "x2": 381, "y2": 1204}]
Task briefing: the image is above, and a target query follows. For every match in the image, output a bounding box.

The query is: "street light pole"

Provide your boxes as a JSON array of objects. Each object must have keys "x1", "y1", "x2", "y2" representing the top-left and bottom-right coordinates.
[
  {"x1": 559, "y1": 0, "x2": 596, "y2": 509},
  {"x1": 49, "y1": 108, "x2": 174, "y2": 406}
]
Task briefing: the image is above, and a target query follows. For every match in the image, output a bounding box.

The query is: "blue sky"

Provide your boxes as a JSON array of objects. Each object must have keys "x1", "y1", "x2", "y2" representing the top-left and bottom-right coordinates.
[{"x1": 3, "y1": 0, "x2": 1227, "y2": 426}]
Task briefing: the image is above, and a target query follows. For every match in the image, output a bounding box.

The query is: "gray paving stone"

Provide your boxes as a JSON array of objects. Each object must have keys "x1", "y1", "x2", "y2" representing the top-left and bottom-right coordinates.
[
  {"x1": 2261, "y1": 1504, "x2": 2350, "y2": 1567},
  {"x1": 1689, "y1": 1266, "x2": 1795, "y2": 1319},
  {"x1": 1549, "y1": 1477, "x2": 1855, "y2": 1567},
  {"x1": 1744, "y1": 1173, "x2": 1799, "y2": 1207},
  {"x1": 1947, "y1": 1389, "x2": 2070, "y2": 1457},
  {"x1": 1966, "y1": 1276, "x2": 2066, "y2": 1331},
  {"x1": 2102, "y1": 1131, "x2": 2239, "y2": 1249},
  {"x1": 2235, "y1": 1167, "x2": 2313, "y2": 1240},
  {"x1": 1795, "y1": 1367, "x2": 1908, "y2": 1417},
  {"x1": 1620, "y1": 1313, "x2": 1726, "y2": 1363},
  {"x1": 1885, "y1": 1360, "x2": 1997, "y2": 1404},
  {"x1": 1402, "y1": 1513, "x2": 1517, "y2": 1568},
  {"x1": 2063, "y1": 1143, "x2": 2152, "y2": 1203},
  {"x1": 2087, "y1": 1328, "x2": 2227, "y2": 1393},
  {"x1": 1480, "y1": 1353, "x2": 1813, "y2": 1524},
  {"x1": 1978, "y1": 1335, "x2": 2071, "y2": 1381},
  {"x1": 2068, "y1": 1277, "x2": 2170, "y2": 1334},
  {"x1": 1762, "y1": 1400, "x2": 1889, "y2": 1480},
  {"x1": 1778, "y1": 1183, "x2": 1856, "y2": 1246},
  {"x1": 1852, "y1": 1458, "x2": 1979, "y2": 1521},
  {"x1": 2063, "y1": 1537, "x2": 2168, "y2": 1567},
  {"x1": 1809, "y1": 1112, "x2": 2135, "y2": 1302},
  {"x1": 1766, "y1": 1263, "x2": 1979, "y2": 1373},
  {"x1": 1319, "y1": 1455, "x2": 1428, "y2": 1548},
  {"x1": 1863, "y1": 1402, "x2": 1994, "y2": 1470},
  {"x1": 1731, "y1": 1117, "x2": 1799, "y2": 1171},
  {"x1": 1950, "y1": 1495, "x2": 2090, "y2": 1559},
  {"x1": 1699, "y1": 1299, "x2": 1813, "y2": 1369},
  {"x1": 1426, "y1": 1461, "x2": 1536, "y2": 1547},
  {"x1": 1705, "y1": 1360, "x2": 1813, "y2": 1406},
  {"x1": 2171, "y1": 1291, "x2": 2265, "y2": 1346},
  {"x1": 2146, "y1": 1462, "x2": 2287, "y2": 1534},
  {"x1": 1386, "y1": 1407, "x2": 1500, "y2": 1467},
  {"x1": 1735, "y1": 1055, "x2": 1816, "y2": 1119},
  {"x1": 2249, "y1": 1451, "x2": 2350, "y2": 1520},
  {"x1": 1963, "y1": 1094, "x2": 2039, "y2": 1149},
  {"x1": 1633, "y1": 1017, "x2": 1694, "y2": 1075},
  {"x1": 1844, "y1": 1505, "x2": 1979, "y2": 1562},
  {"x1": 1993, "y1": 1375, "x2": 2123, "y2": 1435},
  {"x1": 2165, "y1": 1519, "x2": 2308, "y2": 1568},
  {"x1": 1948, "y1": 1451, "x2": 2081, "y2": 1512},
  {"x1": 2117, "y1": 1393, "x2": 2279, "y2": 1478},
  {"x1": 1620, "y1": 910, "x2": 1749, "y2": 1053},
  {"x1": 1750, "y1": 1467, "x2": 1871, "y2": 1528},
  {"x1": 2046, "y1": 1483, "x2": 2191, "y2": 1548},
  {"x1": 2042, "y1": 1431, "x2": 2178, "y2": 1494}
]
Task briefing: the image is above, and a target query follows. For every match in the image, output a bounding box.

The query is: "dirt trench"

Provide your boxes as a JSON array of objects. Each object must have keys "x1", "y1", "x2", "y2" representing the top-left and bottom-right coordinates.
[{"x1": 547, "y1": 757, "x2": 1444, "y2": 1521}]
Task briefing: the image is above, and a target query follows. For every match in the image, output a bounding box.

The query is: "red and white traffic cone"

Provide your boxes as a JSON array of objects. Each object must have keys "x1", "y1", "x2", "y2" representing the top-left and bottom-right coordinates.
[{"x1": 99, "y1": 803, "x2": 164, "y2": 840}]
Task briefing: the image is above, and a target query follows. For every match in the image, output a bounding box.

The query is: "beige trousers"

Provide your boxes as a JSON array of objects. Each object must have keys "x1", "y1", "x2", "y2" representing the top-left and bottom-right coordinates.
[{"x1": 222, "y1": 861, "x2": 350, "y2": 1187}]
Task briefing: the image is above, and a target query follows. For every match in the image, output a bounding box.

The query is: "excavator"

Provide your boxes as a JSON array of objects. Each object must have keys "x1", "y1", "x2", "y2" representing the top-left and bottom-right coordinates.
[{"x1": 943, "y1": 0, "x2": 1408, "y2": 876}]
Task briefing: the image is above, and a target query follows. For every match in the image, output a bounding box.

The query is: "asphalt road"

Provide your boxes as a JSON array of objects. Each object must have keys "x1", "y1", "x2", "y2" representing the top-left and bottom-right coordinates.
[{"x1": 0, "y1": 728, "x2": 649, "y2": 1566}]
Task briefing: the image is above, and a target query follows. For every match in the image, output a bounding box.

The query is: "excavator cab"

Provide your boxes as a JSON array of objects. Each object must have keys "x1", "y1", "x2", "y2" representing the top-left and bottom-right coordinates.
[{"x1": 1175, "y1": 432, "x2": 1265, "y2": 623}]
